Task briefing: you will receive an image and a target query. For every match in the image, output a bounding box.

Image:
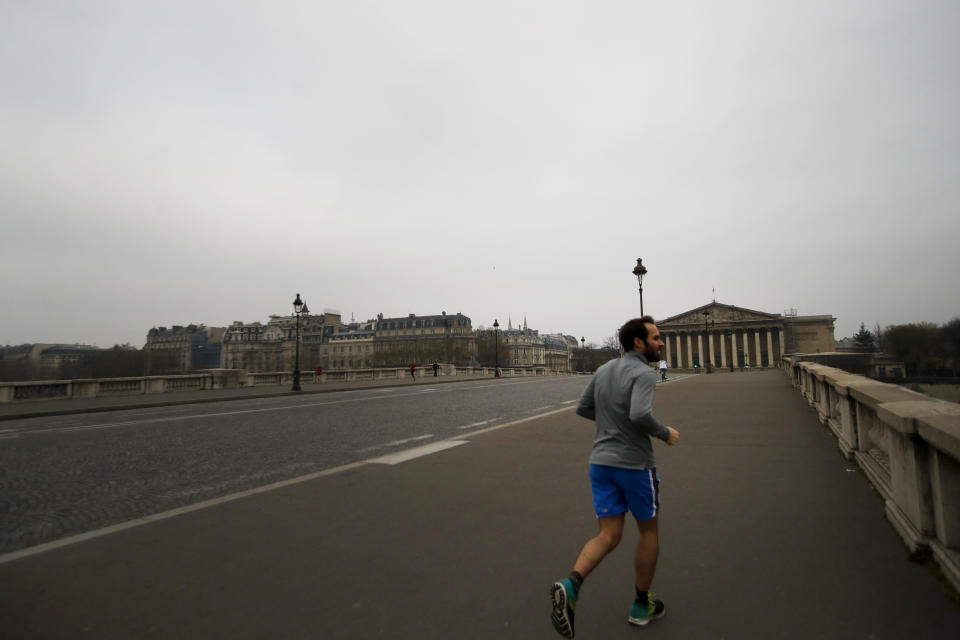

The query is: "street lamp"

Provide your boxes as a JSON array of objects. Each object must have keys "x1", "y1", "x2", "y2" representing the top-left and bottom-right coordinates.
[
  {"x1": 632, "y1": 258, "x2": 648, "y2": 316},
  {"x1": 580, "y1": 336, "x2": 586, "y2": 373},
  {"x1": 493, "y1": 319, "x2": 501, "y2": 377},
  {"x1": 702, "y1": 310, "x2": 715, "y2": 373},
  {"x1": 292, "y1": 293, "x2": 304, "y2": 391}
]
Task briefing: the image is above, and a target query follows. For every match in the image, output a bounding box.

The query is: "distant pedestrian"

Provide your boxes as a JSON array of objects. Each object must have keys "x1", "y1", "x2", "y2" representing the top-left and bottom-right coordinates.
[
  {"x1": 658, "y1": 359, "x2": 668, "y2": 382},
  {"x1": 432, "y1": 361, "x2": 440, "y2": 377},
  {"x1": 550, "y1": 316, "x2": 680, "y2": 638},
  {"x1": 409, "y1": 363, "x2": 416, "y2": 380},
  {"x1": 315, "y1": 365, "x2": 323, "y2": 382}
]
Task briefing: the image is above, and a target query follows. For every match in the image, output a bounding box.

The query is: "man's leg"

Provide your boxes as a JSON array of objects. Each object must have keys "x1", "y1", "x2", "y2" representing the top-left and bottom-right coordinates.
[
  {"x1": 552, "y1": 515, "x2": 625, "y2": 638},
  {"x1": 628, "y1": 515, "x2": 666, "y2": 626},
  {"x1": 574, "y1": 514, "x2": 625, "y2": 579},
  {"x1": 633, "y1": 515, "x2": 658, "y2": 590}
]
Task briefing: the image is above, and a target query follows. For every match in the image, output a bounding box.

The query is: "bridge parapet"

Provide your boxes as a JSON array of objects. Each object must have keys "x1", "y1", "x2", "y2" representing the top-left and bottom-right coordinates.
[
  {"x1": 783, "y1": 356, "x2": 960, "y2": 592},
  {"x1": 0, "y1": 366, "x2": 568, "y2": 404}
]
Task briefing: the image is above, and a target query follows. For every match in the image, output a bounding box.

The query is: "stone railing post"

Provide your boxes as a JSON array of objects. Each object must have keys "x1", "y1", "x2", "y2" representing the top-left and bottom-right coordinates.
[
  {"x1": 876, "y1": 401, "x2": 943, "y2": 551},
  {"x1": 917, "y1": 412, "x2": 960, "y2": 588}
]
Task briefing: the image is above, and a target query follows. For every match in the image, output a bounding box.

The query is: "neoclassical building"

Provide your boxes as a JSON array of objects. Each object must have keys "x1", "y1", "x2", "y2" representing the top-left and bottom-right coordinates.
[{"x1": 657, "y1": 303, "x2": 835, "y2": 370}]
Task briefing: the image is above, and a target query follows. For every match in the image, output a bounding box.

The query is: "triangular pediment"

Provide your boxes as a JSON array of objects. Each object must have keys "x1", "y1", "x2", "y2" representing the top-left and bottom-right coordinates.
[{"x1": 659, "y1": 303, "x2": 780, "y2": 327}]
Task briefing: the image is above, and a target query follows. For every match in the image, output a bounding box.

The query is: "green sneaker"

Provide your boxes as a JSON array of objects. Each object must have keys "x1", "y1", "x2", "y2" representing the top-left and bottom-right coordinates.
[
  {"x1": 628, "y1": 595, "x2": 665, "y2": 626},
  {"x1": 550, "y1": 578, "x2": 577, "y2": 638}
]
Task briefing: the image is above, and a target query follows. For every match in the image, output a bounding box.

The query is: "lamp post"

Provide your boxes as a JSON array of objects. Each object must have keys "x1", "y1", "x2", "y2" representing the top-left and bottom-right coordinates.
[
  {"x1": 493, "y1": 319, "x2": 501, "y2": 377},
  {"x1": 702, "y1": 309, "x2": 715, "y2": 373},
  {"x1": 580, "y1": 336, "x2": 585, "y2": 372},
  {"x1": 632, "y1": 258, "x2": 648, "y2": 316},
  {"x1": 292, "y1": 293, "x2": 304, "y2": 391}
]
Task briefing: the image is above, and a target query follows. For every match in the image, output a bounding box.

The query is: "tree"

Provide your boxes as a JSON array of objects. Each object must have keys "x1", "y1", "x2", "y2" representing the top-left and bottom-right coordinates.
[
  {"x1": 941, "y1": 318, "x2": 960, "y2": 375},
  {"x1": 601, "y1": 335, "x2": 621, "y2": 352},
  {"x1": 852, "y1": 323, "x2": 876, "y2": 351},
  {"x1": 884, "y1": 322, "x2": 942, "y2": 376},
  {"x1": 873, "y1": 323, "x2": 885, "y2": 353}
]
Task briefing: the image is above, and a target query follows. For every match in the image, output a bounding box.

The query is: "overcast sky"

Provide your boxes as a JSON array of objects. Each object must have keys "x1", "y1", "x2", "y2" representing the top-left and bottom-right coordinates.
[{"x1": 2, "y1": 1, "x2": 958, "y2": 349}]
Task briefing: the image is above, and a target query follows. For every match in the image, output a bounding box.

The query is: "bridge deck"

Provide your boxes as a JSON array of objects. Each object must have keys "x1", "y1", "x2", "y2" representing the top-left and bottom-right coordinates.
[{"x1": 1, "y1": 371, "x2": 957, "y2": 638}]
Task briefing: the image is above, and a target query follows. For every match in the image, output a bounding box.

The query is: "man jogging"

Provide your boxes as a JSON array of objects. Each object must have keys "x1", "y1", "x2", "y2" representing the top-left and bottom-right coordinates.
[{"x1": 551, "y1": 316, "x2": 680, "y2": 637}]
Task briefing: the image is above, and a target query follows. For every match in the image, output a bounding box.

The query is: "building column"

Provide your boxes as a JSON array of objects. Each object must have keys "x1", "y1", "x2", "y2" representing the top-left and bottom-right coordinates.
[
  {"x1": 708, "y1": 332, "x2": 715, "y2": 368},
  {"x1": 778, "y1": 327, "x2": 785, "y2": 358},
  {"x1": 686, "y1": 333, "x2": 693, "y2": 368},
  {"x1": 743, "y1": 330, "x2": 751, "y2": 367},
  {"x1": 767, "y1": 329, "x2": 775, "y2": 367},
  {"x1": 697, "y1": 334, "x2": 704, "y2": 368},
  {"x1": 673, "y1": 334, "x2": 681, "y2": 368},
  {"x1": 720, "y1": 331, "x2": 727, "y2": 368},
  {"x1": 755, "y1": 329, "x2": 763, "y2": 367}
]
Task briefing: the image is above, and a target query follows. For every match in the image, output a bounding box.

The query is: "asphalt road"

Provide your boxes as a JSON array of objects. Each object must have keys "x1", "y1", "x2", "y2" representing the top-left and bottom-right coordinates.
[
  {"x1": 1, "y1": 370, "x2": 957, "y2": 639},
  {"x1": 1, "y1": 376, "x2": 592, "y2": 553}
]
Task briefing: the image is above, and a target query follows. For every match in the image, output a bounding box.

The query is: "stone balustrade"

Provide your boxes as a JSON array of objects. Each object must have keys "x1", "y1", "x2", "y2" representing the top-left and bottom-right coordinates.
[
  {"x1": 0, "y1": 366, "x2": 565, "y2": 404},
  {"x1": 783, "y1": 356, "x2": 960, "y2": 591}
]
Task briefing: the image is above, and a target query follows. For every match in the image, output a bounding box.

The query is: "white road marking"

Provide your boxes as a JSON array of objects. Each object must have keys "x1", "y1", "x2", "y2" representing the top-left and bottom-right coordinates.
[
  {"x1": 367, "y1": 441, "x2": 468, "y2": 465},
  {"x1": 561, "y1": 400, "x2": 577, "y2": 405},
  {"x1": 456, "y1": 417, "x2": 505, "y2": 430},
  {"x1": 458, "y1": 420, "x2": 490, "y2": 429},
  {"x1": 357, "y1": 434, "x2": 433, "y2": 453},
  {"x1": 461, "y1": 405, "x2": 576, "y2": 438},
  {"x1": 530, "y1": 405, "x2": 553, "y2": 412}
]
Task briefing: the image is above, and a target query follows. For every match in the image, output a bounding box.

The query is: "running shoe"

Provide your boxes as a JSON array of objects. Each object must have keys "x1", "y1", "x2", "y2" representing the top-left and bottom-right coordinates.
[
  {"x1": 550, "y1": 578, "x2": 577, "y2": 637},
  {"x1": 628, "y1": 595, "x2": 665, "y2": 626}
]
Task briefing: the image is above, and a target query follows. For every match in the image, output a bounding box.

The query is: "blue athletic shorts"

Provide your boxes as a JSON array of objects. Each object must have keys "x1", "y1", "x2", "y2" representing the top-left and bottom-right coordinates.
[{"x1": 589, "y1": 464, "x2": 660, "y2": 520}]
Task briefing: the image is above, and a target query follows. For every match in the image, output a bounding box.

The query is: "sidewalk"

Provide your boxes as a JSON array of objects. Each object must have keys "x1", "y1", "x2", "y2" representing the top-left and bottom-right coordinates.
[
  {"x1": 1, "y1": 371, "x2": 957, "y2": 638},
  {"x1": 0, "y1": 373, "x2": 493, "y2": 421}
]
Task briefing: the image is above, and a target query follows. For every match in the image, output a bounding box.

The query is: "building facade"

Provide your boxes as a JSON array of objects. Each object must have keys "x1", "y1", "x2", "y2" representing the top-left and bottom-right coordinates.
[
  {"x1": 144, "y1": 308, "x2": 576, "y2": 374},
  {"x1": 323, "y1": 320, "x2": 376, "y2": 370},
  {"x1": 144, "y1": 325, "x2": 224, "y2": 374},
  {"x1": 543, "y1": 334, "x2": 575, "y2": 372},
  {"x1": 657, "y1": 303, "x2": 835, "y2": 370},
  {"x1": 474, "y1": 319, "x2": 573, "y2": 372},
  {"x1": 221, "y1": 311, "x2": 340, "y2": 373},
  {"x1": 373, "y1": 312, "x2": 475, "y2": 367}
]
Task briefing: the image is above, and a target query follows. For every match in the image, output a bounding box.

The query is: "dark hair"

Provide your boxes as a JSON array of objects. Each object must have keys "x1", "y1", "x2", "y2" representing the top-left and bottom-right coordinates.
[{"x1": 618, "y1": 316, "x2": 656, "y2": 352}]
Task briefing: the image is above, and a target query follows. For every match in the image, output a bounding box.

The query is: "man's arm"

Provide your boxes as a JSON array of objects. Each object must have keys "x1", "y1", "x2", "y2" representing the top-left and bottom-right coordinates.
[
  {"x1": 575, "y1": 375, "x2": 596, "y2": 421},
  {"x1": 628, "y1": 372, "x2": 672, "y2": 441}
]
